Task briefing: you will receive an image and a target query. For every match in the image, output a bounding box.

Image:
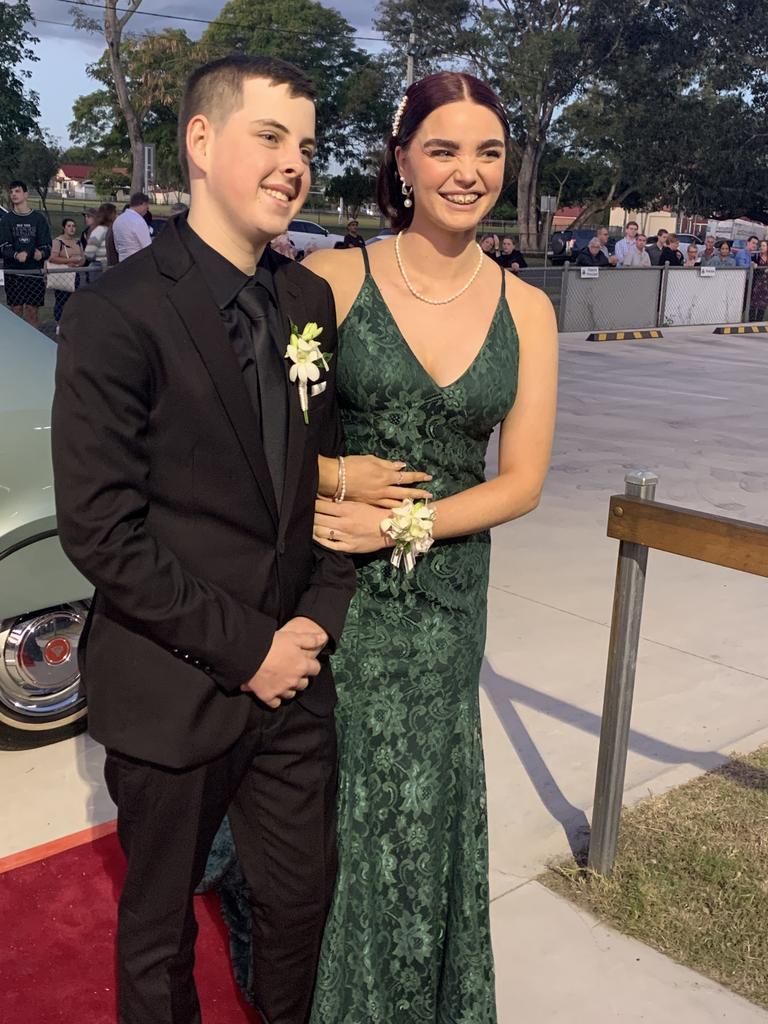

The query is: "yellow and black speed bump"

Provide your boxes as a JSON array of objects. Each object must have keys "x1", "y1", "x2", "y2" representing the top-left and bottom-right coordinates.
[
  {"x1": 587, "y1": 329, "x2": 663, "y2": 342},
  {"x1": 714, "y1": 324, "x2": 768, "y2": 334}
]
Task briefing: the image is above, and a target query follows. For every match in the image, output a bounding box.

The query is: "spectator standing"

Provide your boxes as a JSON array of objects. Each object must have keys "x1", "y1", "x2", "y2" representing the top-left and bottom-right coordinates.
[
  {"x1": 497, "y1": 235, "x2": 528, "y2": 272},
  {"x1": 343, "y1": 219, "x2": 366, "y2": 249},
  {"x1": 80, "y1": 207, "x2": 99, "y2": 250},
  {"x1": 48, "y1": 217, "x2": 85, "y2": 331},
  {"x1": 699, "y1": 235, "x2": 718, "y2": 266},
  {"x1": 683, "y1": 244, "x2": 700, "y2": 267},
  {"x1": 479, "y1": 233, "x2": 499, "y2": 259},
  {"x1": 614, "y1": 220, "x2": 639, "y2": 265},
  {"x1": 621, "y1": 232, "x2": 651, "y2": 267},
  {"x1": 734, "y1": 235, "x2": 759, "y2": 268},
  {"x1": 713, "y1": 241, "x2": 736, "y2": 267},
  {"x1": 0, "y1": 179, "x2": 52, "y2": 327},
  {"x1": 659, "y1": 233, "x2": 685, "y2": 267},
  {"x1": 576, "y1": 237, "x2": 610, "y2": 267},
  {"x1": 749, "y1": 240, "x2": 768, "y2": 321},
  {"x1": 84, "y1": 203, "x2": 117, "y2": 269},
  {"x1": 111, "y1": 191, "x2": 152, "y2": 262},
  {"x1": 646, "y1": 228, "x2": 669, "y2": 265},
  {"x1": 595, "y1": 226, "x2": 618, "y2": 266}
]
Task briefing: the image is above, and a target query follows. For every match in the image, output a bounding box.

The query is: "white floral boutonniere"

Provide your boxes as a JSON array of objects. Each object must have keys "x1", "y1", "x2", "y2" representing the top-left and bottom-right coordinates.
[
  {"x1": 285, "y1": 322, "x2": 332, "y2": 423},
  {"x1": 380, "y1": 499, "x2": 436, "y2": 573}
]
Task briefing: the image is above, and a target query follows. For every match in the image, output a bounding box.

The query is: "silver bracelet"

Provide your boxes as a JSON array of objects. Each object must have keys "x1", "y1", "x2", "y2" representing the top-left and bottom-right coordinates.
[{"x1": 333, "y1": 455, "x2": 347, "y2": 503}]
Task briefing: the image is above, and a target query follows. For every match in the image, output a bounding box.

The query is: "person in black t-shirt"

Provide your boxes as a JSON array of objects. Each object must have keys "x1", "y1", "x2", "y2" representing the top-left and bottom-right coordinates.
[
  {"x1": 343, "y1": 218, "x2": 366, "y2": 249},
  {"x1": 659, "y1": 233, "x2": 685, "y2": 267},
  {"x1": 496, "y1": 235, "x2": 528, "y2": 272},
  {"x1": 0, "y1": 179, "x2": 52, "y2": 326}
]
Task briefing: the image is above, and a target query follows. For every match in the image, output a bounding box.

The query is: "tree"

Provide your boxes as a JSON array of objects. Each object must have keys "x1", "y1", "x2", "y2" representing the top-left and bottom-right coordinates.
[
  {"x1": 61, "y1": 144, "x2": 101, "y2": 164},
  {"x1": 16, "y1": 135, "x2": 61, "y2": 213},
  {"x1": 326, "y1": 167, "x2": 376, "y2": 218},
  {"x1": 376, "y1": 0, "x2": 621, "y2": 249},
  {"x1": 69, "y1": 28, "x2": 196, "y2": 184},
  {"x1": 0, "y1": 0, "x2": 40, "y2": 176},
  {"x1": 202, "y1": 0, "x2": 389, "y2": 165},
  {"x1": 72, "y1": 0, "x2": 146, "y2": 194},
  {"x1": 91, "y1": 164, "x2": 131, "y2": 197},
  {"x1": 556, "y1": 1, "x2": 768, "y2": 227}
]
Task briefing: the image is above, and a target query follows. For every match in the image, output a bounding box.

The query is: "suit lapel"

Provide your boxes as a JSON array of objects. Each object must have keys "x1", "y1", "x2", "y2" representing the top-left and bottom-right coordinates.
[
  {"x1": 272, "y1": 260, "x2": 309, "y2": 534},
  {"x1": 168, "y1": 267, "x2": 279, "y2": 527}
]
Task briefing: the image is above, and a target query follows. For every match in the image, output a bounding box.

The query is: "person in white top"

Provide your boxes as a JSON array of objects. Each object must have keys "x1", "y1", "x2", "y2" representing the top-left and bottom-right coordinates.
[
  {"x1": 112, "y1": 192, "x2": 153, "y2": 261},
  {"x1": 614, "y1": 220, "x2": 639, "y2": 265},
  {"x1": 621, "y1": 232, "x2": 651, "y2": 267}
]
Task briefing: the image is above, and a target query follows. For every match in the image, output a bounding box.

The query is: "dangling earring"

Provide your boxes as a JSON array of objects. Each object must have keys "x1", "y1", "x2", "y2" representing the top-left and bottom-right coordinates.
[{"x1": 401, "y1": 180, "x2": 413, "y2": 208}]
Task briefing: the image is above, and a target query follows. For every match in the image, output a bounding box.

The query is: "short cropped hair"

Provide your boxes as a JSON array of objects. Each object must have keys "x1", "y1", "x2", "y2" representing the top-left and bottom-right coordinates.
[
  {"x1": 626, "y1": 220, "x2": 639, "y2": 229},
  {"x1": 178, "y1": 54, "x2": 316, "y2": 182},
  {"x1": 9, "y1": 179, "x2": 27, "y2": 192},
  {"x1": 130, "y1": 192, "x2": 151, "y2": 207}
]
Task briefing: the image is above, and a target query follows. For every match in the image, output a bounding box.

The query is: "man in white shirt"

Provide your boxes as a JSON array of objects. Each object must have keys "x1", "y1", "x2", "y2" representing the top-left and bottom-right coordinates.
[
  {"x1": 614, "y1": 221, "x2": 639, "y2": 265},
  {"x1": 621, "y1": 232, "x2": 651, "y2": 267},
  {"x1": 112, "y1": 192, "x2": 152, "y2": 262}
]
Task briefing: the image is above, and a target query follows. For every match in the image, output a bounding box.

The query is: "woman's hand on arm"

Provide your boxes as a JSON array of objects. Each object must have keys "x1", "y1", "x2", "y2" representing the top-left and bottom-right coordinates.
[
  {"x1": 317, "y1": 453, "x2": 432, "y2": 507},
  {"x1": 313, "y1": 498, "x2": 392, "y2": 553}
]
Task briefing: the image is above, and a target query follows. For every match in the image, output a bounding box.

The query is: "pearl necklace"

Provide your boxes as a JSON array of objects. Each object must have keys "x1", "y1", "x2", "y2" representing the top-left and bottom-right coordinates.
[{"x1": 395, "y1": 232, "x2": 484, "y2": 305}]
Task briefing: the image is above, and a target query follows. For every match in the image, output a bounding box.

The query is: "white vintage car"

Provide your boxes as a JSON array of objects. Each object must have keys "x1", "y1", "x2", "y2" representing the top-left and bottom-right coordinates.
[{"x1": 0, "y1": 305, "x2": 92, "y2": 749}]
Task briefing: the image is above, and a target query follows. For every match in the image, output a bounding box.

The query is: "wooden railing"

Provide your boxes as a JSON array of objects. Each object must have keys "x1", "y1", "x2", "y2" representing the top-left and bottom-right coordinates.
[{"x1": 588, "y1": 470, "x2": 768, "y2": 875}]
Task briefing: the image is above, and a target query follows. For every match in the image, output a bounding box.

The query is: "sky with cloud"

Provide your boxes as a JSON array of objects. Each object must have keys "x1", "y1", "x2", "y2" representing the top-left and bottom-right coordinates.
[{"x1": 21, "y1": 0, "x2": 387, "y2": 146}]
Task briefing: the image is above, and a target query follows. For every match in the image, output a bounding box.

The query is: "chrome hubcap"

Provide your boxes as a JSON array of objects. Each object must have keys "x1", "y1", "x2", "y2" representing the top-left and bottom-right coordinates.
[{"x1": 0, "y1": 603, "x2": 88, "y2": 717}]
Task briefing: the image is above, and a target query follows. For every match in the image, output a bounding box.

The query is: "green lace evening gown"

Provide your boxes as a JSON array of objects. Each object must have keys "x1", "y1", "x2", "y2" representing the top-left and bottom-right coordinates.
[
  {"x1": 200, "y1": 252, "x2": 519, "y2": 1023},
  {"x1": 308, "y1": 251, "x2": 519, "y2": 1024}
]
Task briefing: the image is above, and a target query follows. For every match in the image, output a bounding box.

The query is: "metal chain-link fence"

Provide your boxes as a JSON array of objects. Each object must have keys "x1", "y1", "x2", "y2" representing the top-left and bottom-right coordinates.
[
  {"x1": 560, "y1": 266, "x2": 664, "y2": 332},
  {"x1": 661, "y1": 267, "x2": 749, "y2": 326},
  {"x1": 1, "y1": 266, "x2": 98, "y2": 334}
]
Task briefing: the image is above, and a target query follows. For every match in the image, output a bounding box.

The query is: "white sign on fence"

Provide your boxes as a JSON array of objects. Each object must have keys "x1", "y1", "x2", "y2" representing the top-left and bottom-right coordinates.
[
  {"x1": 700, "y1": 266, "x2": 716, "y2": 278},
  {"x1": 580, "y1": 266, "x2": 600, "y2": 279}
]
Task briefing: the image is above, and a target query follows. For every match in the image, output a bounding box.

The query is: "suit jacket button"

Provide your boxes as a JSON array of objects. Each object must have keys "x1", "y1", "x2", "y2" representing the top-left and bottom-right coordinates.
[{"x1": 278, "y1": 541, "x2": 286, "y2": 556}]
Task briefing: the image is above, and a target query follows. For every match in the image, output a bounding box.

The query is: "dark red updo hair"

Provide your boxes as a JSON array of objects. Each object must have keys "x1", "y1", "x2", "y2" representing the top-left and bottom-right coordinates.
[{"x1": 377, "y1": 71, "x2": 511, "y2": 232}]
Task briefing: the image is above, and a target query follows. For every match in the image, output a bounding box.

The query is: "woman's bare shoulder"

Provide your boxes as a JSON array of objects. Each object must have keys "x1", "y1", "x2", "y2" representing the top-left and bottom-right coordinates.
[{"x1": 303, "y1": 246, "x2": 367, "y2": 324}]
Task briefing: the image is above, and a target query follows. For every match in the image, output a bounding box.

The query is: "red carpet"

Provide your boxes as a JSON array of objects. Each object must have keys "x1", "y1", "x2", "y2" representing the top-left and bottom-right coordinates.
[{"x1": 0, "y1": 832, "x2": 260, "y2": 1023}]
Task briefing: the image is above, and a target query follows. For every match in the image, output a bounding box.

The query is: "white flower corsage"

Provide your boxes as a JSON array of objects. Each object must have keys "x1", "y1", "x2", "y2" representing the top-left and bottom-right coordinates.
[
  {"x1": 285, "y1": 322, "x2": 331, "y2": 423},
  {"x1": 380, "y1": 499, "x2": 436, "y2": 573}
]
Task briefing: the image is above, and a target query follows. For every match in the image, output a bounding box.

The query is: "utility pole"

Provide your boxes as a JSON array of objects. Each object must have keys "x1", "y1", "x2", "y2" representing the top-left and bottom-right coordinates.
[{"x1": 406, "y1": 32, "x2": 417, "y2": 86}]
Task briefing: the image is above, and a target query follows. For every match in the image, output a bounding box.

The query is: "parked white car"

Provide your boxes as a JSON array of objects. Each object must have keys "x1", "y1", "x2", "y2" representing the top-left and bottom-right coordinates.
[{"x1": 287, "y1": 219, "x2": 345, "y2": 254}]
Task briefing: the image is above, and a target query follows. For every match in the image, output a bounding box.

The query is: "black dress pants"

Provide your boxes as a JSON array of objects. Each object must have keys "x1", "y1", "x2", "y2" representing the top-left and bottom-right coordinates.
[{"x1": 104, "y1": 699, "x2": 338, "y2": 1024}]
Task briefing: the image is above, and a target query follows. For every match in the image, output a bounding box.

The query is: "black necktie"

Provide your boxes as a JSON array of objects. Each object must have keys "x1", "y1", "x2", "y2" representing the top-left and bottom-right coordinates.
[{"x1": 236, "y1": 281, "x2": 287, "y2": 507}]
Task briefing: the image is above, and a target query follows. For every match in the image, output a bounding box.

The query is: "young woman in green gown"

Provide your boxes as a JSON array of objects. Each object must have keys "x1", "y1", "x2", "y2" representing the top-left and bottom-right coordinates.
[{"x1": 204, "y1": 70, "x2": 558, "y2": 1023}]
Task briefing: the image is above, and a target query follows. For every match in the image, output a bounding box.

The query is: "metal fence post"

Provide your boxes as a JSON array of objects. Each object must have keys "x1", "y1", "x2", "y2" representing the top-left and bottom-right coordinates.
[
  {"x1": 588, "y1": 469, "x2": 659, "y2": 876},
  {"x1": 656, "y1": 265, "x2": 669, "y2": 328},
  {"x1": 743, "y1": 263, "x2": 755, "y2": 322},
  {"x1": 558, "y1": 263, "x2": 570, "y2": 331}
]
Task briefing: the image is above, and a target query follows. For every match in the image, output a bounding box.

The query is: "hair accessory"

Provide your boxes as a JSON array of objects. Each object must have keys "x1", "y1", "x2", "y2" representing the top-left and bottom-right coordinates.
[
  {"x1": 401, "y1": 180, "x2": 413, "y2": 208},
  {"x1": 391, "y1": 94, "x2": 408, "y2": 138}
]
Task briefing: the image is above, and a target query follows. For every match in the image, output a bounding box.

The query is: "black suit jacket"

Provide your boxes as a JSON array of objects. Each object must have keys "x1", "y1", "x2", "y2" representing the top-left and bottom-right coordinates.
[{"x1": 51, "y1": 215, "x2": 356, "y2": 769}]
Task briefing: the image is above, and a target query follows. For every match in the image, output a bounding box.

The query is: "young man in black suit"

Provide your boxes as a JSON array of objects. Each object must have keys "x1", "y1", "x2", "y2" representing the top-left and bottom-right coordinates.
[{"x1": 51, "y1": 55, "x2": 356, "y2": 1024}]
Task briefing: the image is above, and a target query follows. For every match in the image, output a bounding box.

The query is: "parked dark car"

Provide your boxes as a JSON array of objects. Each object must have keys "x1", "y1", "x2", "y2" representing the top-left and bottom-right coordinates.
[{"x1": 549, "y1": 229, "x2": 616, "y2": 265}]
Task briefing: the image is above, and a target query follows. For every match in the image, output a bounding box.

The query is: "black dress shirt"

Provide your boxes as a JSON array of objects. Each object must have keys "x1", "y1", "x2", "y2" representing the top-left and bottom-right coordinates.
[
  {"x1": 180, "y1": 219, "x2": 288, "y2": 503},
  {"x1": 343, "y1": 233, "x2": 366, "y2": 249}
]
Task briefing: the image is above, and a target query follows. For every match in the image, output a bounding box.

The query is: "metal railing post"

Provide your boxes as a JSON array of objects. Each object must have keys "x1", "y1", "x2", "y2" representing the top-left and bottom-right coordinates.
[
  {"x1": 558, "y1": 263, "x2": 570, "y2": 331},
  {"x1": 588, "y1": 469, "x2": 659, "y2": 876},
  {"x1": 743, "y1": 263, "x2": 754, "y2": 322},
  {"x1": 656, "y1": 265, "x2": 669, "y2": 328}
]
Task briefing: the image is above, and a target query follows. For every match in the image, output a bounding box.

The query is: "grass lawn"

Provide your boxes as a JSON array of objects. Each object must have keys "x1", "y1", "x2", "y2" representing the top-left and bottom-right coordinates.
[{"x1": 544, "y1": 747, "x2": 768, "y2": 1008}]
